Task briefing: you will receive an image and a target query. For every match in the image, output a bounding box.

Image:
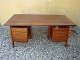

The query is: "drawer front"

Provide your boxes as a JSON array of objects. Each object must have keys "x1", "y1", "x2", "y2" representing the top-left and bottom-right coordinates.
[
  {"x1": 12, "y1": 32, "x2": 28, "y2": 42},
  {"x1": 53, "y1": 31, "x2": 68, "y2": 36},
  {"x1": 53, "y1": 28, "x2": 69, "y2": 35},
  {"x1": 52, "y1": 28, "x2": 69, "y2": 42},
  {"x1": 11, "y1": 28, "x2": 27, "y2": 33},
  {"x1": 52, "y1": 34, "x2": 68, "y2": 42}
]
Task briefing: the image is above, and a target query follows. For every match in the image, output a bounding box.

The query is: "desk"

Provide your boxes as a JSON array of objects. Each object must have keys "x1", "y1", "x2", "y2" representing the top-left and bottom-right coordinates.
[{"x1": 5, "y1": 14, "x2": 76, "y2": 47}]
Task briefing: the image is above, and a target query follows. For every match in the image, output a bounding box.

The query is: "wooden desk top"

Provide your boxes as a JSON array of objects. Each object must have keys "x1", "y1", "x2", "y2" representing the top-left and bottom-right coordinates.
[{"x1": 5, "y1": 14, "x2": 76, "y2": 26}]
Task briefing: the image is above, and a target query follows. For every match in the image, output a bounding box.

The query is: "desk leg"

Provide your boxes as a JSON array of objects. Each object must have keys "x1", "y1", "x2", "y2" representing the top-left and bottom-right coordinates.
[
  {"x1": 12, "y1": 40, "x2": 14, "y2": 48},
  {"x1": 28, "y1": 26, "x2": 32, "y2": 39},
  {"x1": 65, "y1": 41, "x2": 68, "y2": 47},
  {"x1": 65, "y1": 28, "x2": 70, "y2": 47},
  {"x1": 48, "y1": 26, "x2": 51, "y2": 39},
  {"x1": 10, "y1": 26, "x2": 14, "y2": 48}
]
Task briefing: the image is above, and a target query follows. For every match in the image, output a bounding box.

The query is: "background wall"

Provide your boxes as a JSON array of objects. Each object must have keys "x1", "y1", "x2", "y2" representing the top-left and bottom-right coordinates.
[{"x1": 0, "y1": 0, "x2": 80, "y2": 26}]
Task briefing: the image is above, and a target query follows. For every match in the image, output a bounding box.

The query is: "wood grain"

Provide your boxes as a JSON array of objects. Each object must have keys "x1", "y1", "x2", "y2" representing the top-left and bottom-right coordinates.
[{"x1": 5, "y1": 14, "x2": 76, "y2": 26}]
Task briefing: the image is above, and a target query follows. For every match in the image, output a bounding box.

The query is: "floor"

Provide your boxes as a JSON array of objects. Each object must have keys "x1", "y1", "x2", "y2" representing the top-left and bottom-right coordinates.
[{"x1": 0, "y1": 26, "x2": 80, "y2": 60}]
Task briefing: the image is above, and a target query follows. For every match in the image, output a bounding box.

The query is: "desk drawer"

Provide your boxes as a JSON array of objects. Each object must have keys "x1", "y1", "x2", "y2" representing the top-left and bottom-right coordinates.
[
  {"x1": 11, "y1": 28, "x2": 27, "y2": 33},
  {"x1": 53, "y1": 28, "x2": 69, "y2": 34},
  {"x1": 52, "y1": 26, "x2": 70, "y2": 42},
  {"x1": 12, "y1": 32, "x2": 28, "y2": 42},
  {"x1": 52, "y1": 34, "x2": 68, "y2": 42},
  {"x1": 10, "y1": 27, "x2": 28, "y2": 42}
]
